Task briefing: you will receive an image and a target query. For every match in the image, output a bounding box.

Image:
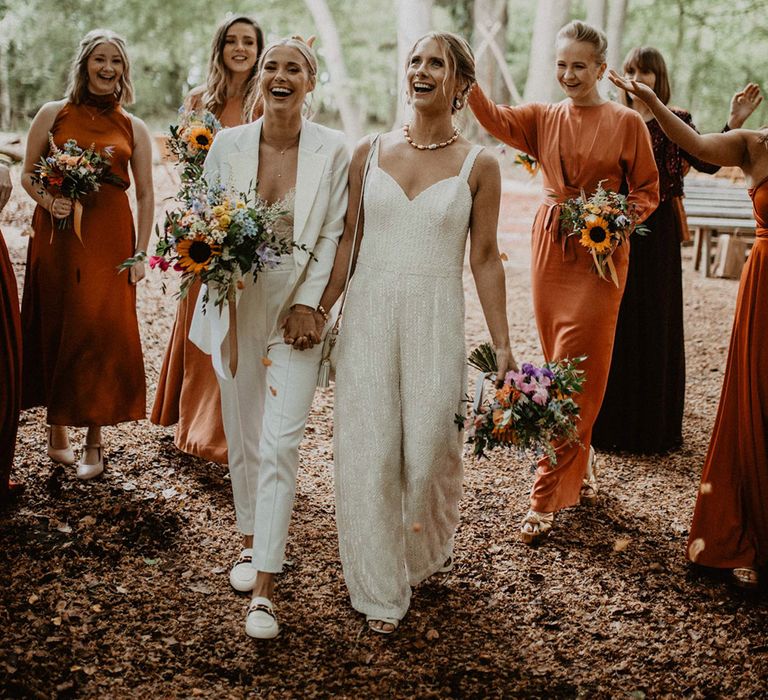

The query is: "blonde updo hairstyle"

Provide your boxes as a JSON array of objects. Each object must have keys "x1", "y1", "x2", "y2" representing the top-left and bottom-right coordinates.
[
  {"x1": 66, "y1": 29, "x2": 134, "y2": 105},
  {"x1": 556, "y1": 19, "x2": 608, "y2": 65},
  {"x1": 406, "y1": 31, "x2": 476, "y2": 113},
  {"x1": 248, "y1": 37, "x2": 318, "y2": 118}
]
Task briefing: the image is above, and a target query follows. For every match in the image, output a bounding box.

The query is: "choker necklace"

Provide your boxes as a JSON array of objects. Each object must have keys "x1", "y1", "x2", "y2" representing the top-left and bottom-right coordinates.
[{"x1": 403, "y1": 123, "x2": 460, "y2": 150}]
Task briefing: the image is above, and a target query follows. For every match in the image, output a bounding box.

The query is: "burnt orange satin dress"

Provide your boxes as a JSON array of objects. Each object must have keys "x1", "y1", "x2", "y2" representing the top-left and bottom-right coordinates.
[
  {"x1": 21, "y1": 97, "x2": 146, "y2": 426},
  {"x1": 150, "y1": 95, "x2": 253, "y2": 463},
  {"x1": 1, "y1": 229, "x2": 21, "y2": 494},
  {"x1": 469, "y1": 86, "x2": 659, "y2": 512},
  {"x1": 686, "y1": 176, "x2": 768, "y2": 569}
]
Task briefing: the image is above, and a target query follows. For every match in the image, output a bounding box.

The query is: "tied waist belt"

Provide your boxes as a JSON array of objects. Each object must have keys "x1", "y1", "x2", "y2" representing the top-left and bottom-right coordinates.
[
  {"x1": 541, "y1": 192, "x2": 580, "y2": 261},
  {"x1": 756, "y1": 227, "x2": 768, "y2": 240}
]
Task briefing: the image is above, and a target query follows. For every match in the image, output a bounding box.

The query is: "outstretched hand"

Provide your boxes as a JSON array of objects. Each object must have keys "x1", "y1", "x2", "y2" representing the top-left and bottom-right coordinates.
[
  {"x1": 728, "y1": 83, "x2": 763, "y2": 129},
  {"x1": 607, "y1": 69, "x2": 656, "y2": 106}
]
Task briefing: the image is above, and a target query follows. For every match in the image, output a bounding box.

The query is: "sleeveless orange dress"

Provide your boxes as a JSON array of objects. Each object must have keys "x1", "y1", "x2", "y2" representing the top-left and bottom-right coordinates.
[
  {"x1": 149, "y1": 95, "x2": 250, "y2": 463},
  {"x1": 686, "y1": 175, "x2": 768, "y2": 569},
  {"x1": 1, "y1": 229, "x2": 21, "y2": 494},
  {"x1": 21, "y1": 96, "x2": 146, "y2": 426},
  {"x1": 469, "y1": 86, "x2": 659, "y2": 512}
]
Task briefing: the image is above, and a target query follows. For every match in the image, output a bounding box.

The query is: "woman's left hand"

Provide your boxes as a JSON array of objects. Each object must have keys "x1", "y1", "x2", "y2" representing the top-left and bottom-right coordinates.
[
  {"x1": 607, "y1": 70, "x2": 656, "y2": 105},
  {"x1": 129, "y1": 260, "x2": 145, "y2": 285},
  {"x1": 494, "y1": 345, "x2": 518, "y2": 386}
]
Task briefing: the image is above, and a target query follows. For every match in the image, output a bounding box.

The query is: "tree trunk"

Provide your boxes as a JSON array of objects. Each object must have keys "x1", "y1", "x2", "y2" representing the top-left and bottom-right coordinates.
[
  {"x1": 0, "y1": 14, "x2": 13, "y2": 129},
  {"x1": 473, "y1": 0, "x2": 513, "y2": 104},
  {"x1": 523, "y1": 0, "x2": 571, "y2": 103},
  {"x1": 304, "y1": 0, "x2": 363, "y2": 144},
  {"x1": 585, "y1": 0, "x2": 608, "y2": 29},
  {"x1": 394, "y1": 0, "x2": 433, "y2": 126},
  {"x1": 606, "y1": 0, "x2": 629, "y2": 73}
]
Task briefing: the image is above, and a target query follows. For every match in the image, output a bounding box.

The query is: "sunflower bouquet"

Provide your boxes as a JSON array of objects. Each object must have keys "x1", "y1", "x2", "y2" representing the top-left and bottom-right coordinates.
[
  {"x1": 559, "y1": 181, "x2": 647, "y2": 287},
  {"x1": 33, "y1": 134, "x2": 122, "y2": 241},
  {"x1": 124, "y1": 176, "x2": 294, "y2": 309},
  {"x1": 456, "y1": 343, "x2": 585, "y2": 464},
  {"x1": 167, "y1": 109, "x2": 222, "y2": 181}
]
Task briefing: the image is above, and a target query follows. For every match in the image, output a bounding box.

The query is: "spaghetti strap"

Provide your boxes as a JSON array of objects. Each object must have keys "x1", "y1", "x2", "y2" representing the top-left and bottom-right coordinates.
[{"x1": 458, "y1": 145, "x2": 484, "y2": 181}]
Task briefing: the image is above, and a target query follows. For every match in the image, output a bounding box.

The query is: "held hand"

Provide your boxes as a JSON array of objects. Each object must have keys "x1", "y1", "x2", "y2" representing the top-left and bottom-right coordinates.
[
  {"x1": 494, "y1": 345, "x2": 518, "y2": 387},
  {"x1": 607, "y1": 70, "x2": 656, "y2": 106},
  {"x1": 728, "y1": 83, "x2": 763, "y2": 129},
  {"x1": 50, "y1": 195, "x2": 73, "y2": 220},
  {"x1": 281, "y1": 305, "x2": 321, "y2": 350},
  {"x1": 0, "y1": 164, "x2": 11, "y2": 212},
  {"x1": 129, "y1": 260, "x2": 146, "y2": 285}
]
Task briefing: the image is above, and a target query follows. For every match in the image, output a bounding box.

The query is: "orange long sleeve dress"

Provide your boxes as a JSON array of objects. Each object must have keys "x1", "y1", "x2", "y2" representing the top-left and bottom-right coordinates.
[
  {"x1": 469, "y1": 86, "x2": 659, "y2": 513},
  {"x1": 21, "y1": 96, "x2": 146, "y2": 426},
  {"x1": 150, "y1": 94, "x2": 253, "y2": 464},
  {"x1": 686, "y1": 176, "x2": 768, "y2": 570},
  {"x1": 1, "y1": 229, "x2": 21, "y2": 495}
]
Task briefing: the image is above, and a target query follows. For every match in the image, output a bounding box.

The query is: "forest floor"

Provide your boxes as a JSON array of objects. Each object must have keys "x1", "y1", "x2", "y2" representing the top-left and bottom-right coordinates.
[{"x1": 1, "y1": 163, "x2": 767, "y2": 699}]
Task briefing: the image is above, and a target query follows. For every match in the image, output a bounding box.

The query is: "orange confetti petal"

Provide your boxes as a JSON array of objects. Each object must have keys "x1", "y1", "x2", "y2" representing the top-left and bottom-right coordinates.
[
  {"x1": 613, "y1": 537, "x2": 631, "y2": 553},
  {"x1": 261, "y1": 357, "x2": 272, "y2": 367},
  {"x1": 412, "y1": 522, "x2": 422, "y2": 533},
  {"x1": 499, "y1": 252, "x2": 509, "y2": 261},
  {"x1": 236, "y1": 280, "x2": 245, "y2": 290},
  {"x1": 269, "y1": 386, "x2": 277, "y2": 396}
]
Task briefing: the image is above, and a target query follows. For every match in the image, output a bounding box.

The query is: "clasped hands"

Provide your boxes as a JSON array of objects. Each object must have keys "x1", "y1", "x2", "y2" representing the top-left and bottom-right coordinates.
[{"x1": 282, "y1": 304, "x2": 326, "y2": 350}]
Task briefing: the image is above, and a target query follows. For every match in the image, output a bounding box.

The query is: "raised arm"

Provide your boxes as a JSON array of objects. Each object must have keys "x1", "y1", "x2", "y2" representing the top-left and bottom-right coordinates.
[
  {"x1": 608, "y1": 70, "x2": 751, "y2": 169},
  {"x1": 468, "y1": 150, "x2": 517, "y2": 380},
  {"x1": 468, "y1": 83, "x2": 541, "y2": 158},
  {"x1": 128, "y1": 116, "x2": 155, "y2": 284}
]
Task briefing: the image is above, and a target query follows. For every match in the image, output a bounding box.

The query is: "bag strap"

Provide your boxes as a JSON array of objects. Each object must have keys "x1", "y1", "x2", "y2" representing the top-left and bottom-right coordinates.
[{"x1": 332, "y1": 133, "x2": 380, "y2": 330}]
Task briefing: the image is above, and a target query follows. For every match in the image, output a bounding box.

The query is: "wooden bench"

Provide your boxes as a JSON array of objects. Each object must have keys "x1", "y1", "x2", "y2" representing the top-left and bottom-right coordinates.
[{"x1": 683, "y1": 178, "x2": 755, "y2": 277}]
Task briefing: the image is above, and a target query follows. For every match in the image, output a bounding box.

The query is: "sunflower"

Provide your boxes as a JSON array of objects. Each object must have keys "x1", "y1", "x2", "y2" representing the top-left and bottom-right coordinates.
[
  {"x1": 579, "y1": 216, "x2": 613, "y2": 254},
  {"x1": 176, "y1": 236, "x2": 221, "y2": 274},
  {"x1": 185, "y1": 125, "x2": 214, "y2": 151}
]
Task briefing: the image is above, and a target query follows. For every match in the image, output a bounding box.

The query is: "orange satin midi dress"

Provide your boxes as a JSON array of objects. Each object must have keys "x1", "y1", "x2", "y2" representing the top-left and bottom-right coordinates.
[
  {"x1": 686, "y1": 176, "x2": 768, "y2": 570},
  {"x1": 21, "y1": 97, "x2": 146, "y2": 427},
  {"x1": 469, "y1": 85, "x2": 659, "y2": 513}
]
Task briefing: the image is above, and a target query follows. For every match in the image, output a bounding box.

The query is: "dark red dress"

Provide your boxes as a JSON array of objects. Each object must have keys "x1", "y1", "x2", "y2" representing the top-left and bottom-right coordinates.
[
  {"x1": 593, "y1": 110, "x2": 719, "y2": 454},
  {"x1": 1, "y1": 229, "x2": 22, "y2": 495}
]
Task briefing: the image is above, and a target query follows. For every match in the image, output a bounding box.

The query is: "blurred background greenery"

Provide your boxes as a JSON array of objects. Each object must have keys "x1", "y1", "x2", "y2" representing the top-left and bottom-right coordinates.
[{"x1": 0, "y1": 0, "x2": 766, "y2": 135}]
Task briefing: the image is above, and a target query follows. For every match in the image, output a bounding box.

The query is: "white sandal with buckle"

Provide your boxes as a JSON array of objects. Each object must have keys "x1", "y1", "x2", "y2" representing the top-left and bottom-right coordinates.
[
  {"x1": 520, "y1": 509, "x2": 554, "y2": 545},
  {"x1": 367, "y1": 616, "x2": 399, "y2": 635},
  {"x1": 245, "y1": 596, "x2": 279, "y2": 639}
]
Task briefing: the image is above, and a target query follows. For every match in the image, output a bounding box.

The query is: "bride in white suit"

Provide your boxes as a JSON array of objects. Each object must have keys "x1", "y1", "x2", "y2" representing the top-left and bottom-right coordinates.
[{"x1": 190, "y1": 37, "x2": 349, "y2": 639}]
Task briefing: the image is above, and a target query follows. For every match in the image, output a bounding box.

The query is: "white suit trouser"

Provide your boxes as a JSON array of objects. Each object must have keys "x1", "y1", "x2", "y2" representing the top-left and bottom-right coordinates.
[{"x1": 216, "y1": 264, "x2": 322, "y2": 573}]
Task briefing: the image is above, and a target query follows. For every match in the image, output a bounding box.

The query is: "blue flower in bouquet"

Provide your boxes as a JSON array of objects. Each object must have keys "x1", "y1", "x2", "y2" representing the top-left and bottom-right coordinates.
[{"x1": 256, "y1": 242, "x2": 282, "y2": 268}]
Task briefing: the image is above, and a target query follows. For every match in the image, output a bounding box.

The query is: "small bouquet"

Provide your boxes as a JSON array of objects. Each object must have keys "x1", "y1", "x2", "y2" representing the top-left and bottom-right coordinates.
[
  {"x1": 559, "y1": 181, "x2": 647, "y2": 287},
  {"x1": 514, "y1": 152, "x2": 539, "y2": 176},
  {"x1": 456, "y1": 343, "x2": 585, "y2": 464},
  {"x1": 33, "y1": 134, "x2": 122, "y2": 242},
  {"x1": 122, "y1": 176, "x2": 296, "y2": 309},
  {"x1": 167, "y1": 109, "x2": 222, "y2": 181}
]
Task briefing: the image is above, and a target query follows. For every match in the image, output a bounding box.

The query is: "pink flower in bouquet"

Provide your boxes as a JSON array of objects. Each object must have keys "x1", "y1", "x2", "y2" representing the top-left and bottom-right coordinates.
[
  {"x1": 532, "y1": 385, "x2": 550, "y2": 405},
  {"x1": 149, "y1": 255, "x2": 170, "y2": 271}
]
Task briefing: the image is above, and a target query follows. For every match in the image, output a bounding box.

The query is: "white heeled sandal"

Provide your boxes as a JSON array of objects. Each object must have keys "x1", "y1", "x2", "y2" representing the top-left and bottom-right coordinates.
[
  {"x1": 76, "y1": 444, "x2": 104, "y2": 480},
  {"x1": 520, "y1": 509, "x2": 555, "y2": 545},
  {"x1": 47, "y1": 427, "x2": 75, "y2": 465}
]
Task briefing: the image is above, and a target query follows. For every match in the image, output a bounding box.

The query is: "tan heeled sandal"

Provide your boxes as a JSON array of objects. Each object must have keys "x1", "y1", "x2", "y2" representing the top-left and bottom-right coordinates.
[
  {"x1": 580, "y1": 446, "x2": 599, "y2": 505},
  {"x1": 732, "y1": 567, "x2": 759, "y2": 590},
  {"x1": 520, "y1": 510, "x2": 554, "y2": 545}
]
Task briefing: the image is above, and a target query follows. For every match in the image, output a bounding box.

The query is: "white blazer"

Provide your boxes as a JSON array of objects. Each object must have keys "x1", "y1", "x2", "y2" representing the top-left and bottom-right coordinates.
[{"x1": 189, "y1": 117, "x2": 350, "y2": 378}]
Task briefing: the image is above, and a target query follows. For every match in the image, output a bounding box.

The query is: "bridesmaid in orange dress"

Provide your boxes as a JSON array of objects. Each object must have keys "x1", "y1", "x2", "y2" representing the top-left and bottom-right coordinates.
[
  {"x1": 20, "y1": 30, "x2": 154, "y2": 480},
  {"x1": 469, "y1": 20, "x2": 659, "y2": 543},
  {"x1": 150, "y1": 14, "x2": 264, "y2": 464},
  {"x1": 610, "y1": 72, "x2": 768, "y2": 590},
  {"x1": 0, "y1": 162, "x2": 23, "y2": 500}
]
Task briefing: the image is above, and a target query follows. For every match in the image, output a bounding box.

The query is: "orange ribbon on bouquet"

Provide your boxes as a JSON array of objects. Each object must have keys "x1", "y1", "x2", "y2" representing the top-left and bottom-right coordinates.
[{"x1": 48, "y1": 200, "x2": 85, "y2": 246}]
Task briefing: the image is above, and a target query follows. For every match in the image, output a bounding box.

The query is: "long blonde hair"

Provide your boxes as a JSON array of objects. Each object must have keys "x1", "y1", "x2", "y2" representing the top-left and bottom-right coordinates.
[
  {"x1": 202, "y1": 15, "x2": 264, "y2": 120},
  {"x1": 66, "y1": 29, "x2": 134, "y2": 105}
]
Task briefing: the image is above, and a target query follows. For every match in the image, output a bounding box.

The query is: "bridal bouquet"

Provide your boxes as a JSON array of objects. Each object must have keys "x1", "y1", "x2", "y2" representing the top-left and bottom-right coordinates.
[
  {"x1": 122, "y1": 177, "x2": 295, "y2": 309},
  {"x1": 559, "y1": 181, "x2": 647, "y2": 287},
  {"x1": 167, "y1": 109, "x2": 222, "y2": 181},
  {"x1": 456, "y1": 343, "x2": 585, "y2": 464},
  {"x1": 33, "y1": 134, "x2": 122, "y2": 242}
]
